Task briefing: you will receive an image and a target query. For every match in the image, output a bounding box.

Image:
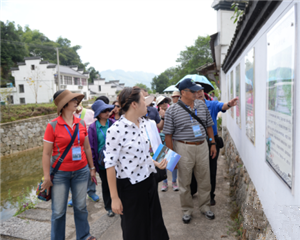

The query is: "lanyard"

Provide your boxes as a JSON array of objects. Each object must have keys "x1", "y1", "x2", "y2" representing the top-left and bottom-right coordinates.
[
  {"x1": 64, "y1": 125, "x2": 80, "y2": 146},
  {"x1": 98, "y1": 120, "x2": 108, "y2": 140},
  {"x1": 146, "y1": 113, "x2": 148, "y2": 117},
  {"x1": 185, "y1": 105, "x2": 197, "y2": 123}
]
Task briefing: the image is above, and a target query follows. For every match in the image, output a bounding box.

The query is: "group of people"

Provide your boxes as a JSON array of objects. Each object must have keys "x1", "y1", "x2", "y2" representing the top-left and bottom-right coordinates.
[{"x1": 40, "y1": 78, "x2": 237, "y2": 240}]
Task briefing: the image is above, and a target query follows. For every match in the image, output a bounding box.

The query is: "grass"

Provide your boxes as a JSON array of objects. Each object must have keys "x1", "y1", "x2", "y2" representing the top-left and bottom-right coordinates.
[
  {"x1": 227, "y1": 202, "x2": 244, "y2": 238},
  {"x1": 7, "y1": 187, "x2": 38, "y2": 216},
  {"x1": 0, "y1": 100, "x2": 90, "y2": 123}
]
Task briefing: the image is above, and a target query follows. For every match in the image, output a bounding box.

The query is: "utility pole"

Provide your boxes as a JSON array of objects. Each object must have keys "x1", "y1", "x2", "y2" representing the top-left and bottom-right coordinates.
[{"x1": 56, "y1": 48, "x2": 61, "y2": 91}]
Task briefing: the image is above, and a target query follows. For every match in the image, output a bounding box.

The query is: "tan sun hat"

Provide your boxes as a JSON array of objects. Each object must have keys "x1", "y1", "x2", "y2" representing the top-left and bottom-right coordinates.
[
  {"x1": 156, "y1": 96, "x2": 171, "y2": 106},
  {"x1": 145, "y1": 96, "x2": 154, "y2": 106},
  {"x1": 171, "y1": 91, "x2": 180, "y2": 97},
  {"x1": 54, "y1": 90, "x2": 85, "y2": 115}
]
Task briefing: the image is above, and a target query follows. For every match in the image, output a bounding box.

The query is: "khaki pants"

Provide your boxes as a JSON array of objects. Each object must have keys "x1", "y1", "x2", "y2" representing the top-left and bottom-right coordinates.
[{"x1": 173, "y1": 140, "x2": 211, "y2": 216}]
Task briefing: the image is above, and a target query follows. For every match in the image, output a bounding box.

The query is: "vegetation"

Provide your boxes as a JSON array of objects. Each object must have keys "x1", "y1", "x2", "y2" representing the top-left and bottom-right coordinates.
[
  {"x1": 230, "y1": 2, "x2": 248, "y2": 23},
  {"x1": 0, "y1": 102, "x2": 56, "y2": 123},
  {"x1": 0, "y1": 21, "x2": 101, "y2": 85},
  {"x1": 7, "y1": 188, "x2": 38, "y2": 216},
  {"x1": 151, "y1": 36, "x2": 213, "y2": 93}
]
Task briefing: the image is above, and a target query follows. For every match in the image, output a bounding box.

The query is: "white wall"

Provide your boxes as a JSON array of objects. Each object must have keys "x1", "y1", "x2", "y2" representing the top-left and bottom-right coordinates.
[
  {"x1": 221, "y1": 2, "x2": 300, "y2": 239},
  {"x1": 90, "y1": 79, "x2": 119, "y2": 96},
  {"x1": 12, "y1": 59, "x2": 56, "y2": 104}
]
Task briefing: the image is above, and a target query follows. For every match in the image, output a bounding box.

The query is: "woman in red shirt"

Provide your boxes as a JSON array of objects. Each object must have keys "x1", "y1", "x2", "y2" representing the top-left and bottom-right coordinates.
[{"x1": 41, "y1": 90, "x2": 97, "y2": 240}]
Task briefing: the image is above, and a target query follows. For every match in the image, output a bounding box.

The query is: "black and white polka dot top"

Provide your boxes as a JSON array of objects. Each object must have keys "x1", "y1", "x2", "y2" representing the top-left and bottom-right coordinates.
[{"x1": 104, "y1": 115, "x2": 156, "y2": 184}]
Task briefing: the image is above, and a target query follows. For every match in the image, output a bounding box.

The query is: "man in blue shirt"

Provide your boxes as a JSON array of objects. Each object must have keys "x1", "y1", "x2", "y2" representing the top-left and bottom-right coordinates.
[{"x1": 196, "y1": 87, "x2": 238, "y2": 205}]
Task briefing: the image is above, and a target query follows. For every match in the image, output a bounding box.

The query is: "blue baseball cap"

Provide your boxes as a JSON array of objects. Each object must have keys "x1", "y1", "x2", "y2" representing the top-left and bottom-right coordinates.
[
  {"x1": 178, "y1": 78, "x2": 204, "y2": 91},
  {"x1": 92, "y1": 100, "x2": 115, "y2": 118}
]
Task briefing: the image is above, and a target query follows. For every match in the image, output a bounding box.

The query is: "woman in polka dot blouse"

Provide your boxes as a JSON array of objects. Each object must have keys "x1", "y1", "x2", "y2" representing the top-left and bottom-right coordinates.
[{"x1": 105, "y1": 87, "x2": 169, "y2": 240}]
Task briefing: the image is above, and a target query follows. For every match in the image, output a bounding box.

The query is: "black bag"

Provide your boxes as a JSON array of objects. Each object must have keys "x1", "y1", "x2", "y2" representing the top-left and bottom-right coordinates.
[
  {"x1": 98, "y1": 120, "x2": 114, "y2": 167},
  {"x1": 215, "y1": 135, "x2": 224, "y2": 149},
  {"x1": 154, "y1": 167, "x2": 167, "y2": 183}
]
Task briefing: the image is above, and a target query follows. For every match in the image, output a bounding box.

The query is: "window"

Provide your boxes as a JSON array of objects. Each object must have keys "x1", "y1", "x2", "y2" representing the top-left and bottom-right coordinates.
[
  {"x1": 81, "y1": 78, "x2": 87, "y2": 85},
  {"x1": 64, "y1": 76, "x2": 72, "y2": 85},
  {"x1": 74, "y1": 77, "x2": 80, "y2": 85},
  {"x1": 20, "y1": 98, "x2": 25, "y2": 104},
  {"x1": 98, "y1": 85, "x2": 101, "y2": 92},
  {"x1": 19, "y1": 84, "x2": 24, "y2": 93},
  {"x1": 31, "y1": 65, "x2": 35, "y2": 70}
]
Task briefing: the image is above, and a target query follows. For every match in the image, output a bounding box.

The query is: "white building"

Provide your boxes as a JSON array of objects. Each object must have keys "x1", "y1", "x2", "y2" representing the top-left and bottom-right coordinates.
[
  {"x1": 89, "y1": 78, "x2": 125, "y2": 99},
  {"x1": 2, "y1": 57, "x2": 90, "y2": 104},
  {"x1": 208, "y1": 1, "x2": 300, "y2": 239}
]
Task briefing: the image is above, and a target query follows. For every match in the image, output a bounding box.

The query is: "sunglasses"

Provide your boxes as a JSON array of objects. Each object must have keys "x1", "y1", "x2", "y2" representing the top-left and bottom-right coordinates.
[
  {"x1": 101, "y1": 108, "x2": 111, "y2": 113},
  {"x1": 71, "y1": 98, "x2": 78, "y2": 102},
  {"x1": 184, "y1": 89, "x2": 196, "y2": 94},
  {"x1": 172, "y1": 96, "x2": 179, "y2": 98},
  {"x1": 159, "y1": 99, "x2": 169, "y2": 105},
  {"x1": 114, "y1": 105, "x2": 120, "y2": 108}
]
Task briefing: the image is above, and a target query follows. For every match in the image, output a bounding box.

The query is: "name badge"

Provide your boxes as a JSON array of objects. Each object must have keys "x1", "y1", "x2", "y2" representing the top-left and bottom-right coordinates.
[
  {"x1": 72, "y1": 146, "x2": 82, "y2": 161},
  {"x1": 192, "y1": 125, "x2": 202, "y2": 138}
]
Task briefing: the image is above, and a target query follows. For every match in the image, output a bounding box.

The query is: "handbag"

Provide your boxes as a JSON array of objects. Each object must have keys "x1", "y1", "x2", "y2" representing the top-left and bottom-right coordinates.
[
  {"x1": 98, "y1": 120, "x2": 113, "y2": 168},
  {"x1": 215, "y1": 135, "x2": 224, "y2": 148},
  {"x1": 36, "y1": 124, "x2": 79, "y2": 201}
]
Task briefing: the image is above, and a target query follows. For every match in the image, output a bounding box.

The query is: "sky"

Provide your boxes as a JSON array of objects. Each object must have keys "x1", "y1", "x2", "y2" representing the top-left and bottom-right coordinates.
[{"x1": 1, "y1": 0, "x2": 217, "y2": 75}]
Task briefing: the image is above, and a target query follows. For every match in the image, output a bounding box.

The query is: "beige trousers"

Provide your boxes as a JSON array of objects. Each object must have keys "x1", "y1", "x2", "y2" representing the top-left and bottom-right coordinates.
[{"x1": 173, "y1": 140, "x2": 211, "y2": 215}]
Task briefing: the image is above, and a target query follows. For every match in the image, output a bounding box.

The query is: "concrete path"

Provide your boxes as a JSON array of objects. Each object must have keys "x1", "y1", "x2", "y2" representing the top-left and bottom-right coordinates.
[{"x1": 0, "y1": 155, "x2": 235, "y2": 240}]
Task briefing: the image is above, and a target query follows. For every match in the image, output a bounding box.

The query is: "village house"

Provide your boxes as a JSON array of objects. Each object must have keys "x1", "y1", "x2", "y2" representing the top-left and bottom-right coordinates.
[
  {"x1": 2, "y1": 56, "x2": 90, "y2": 104},
  {"x1": 89, "y1": 78, "x2": 125, "y2": 100}
]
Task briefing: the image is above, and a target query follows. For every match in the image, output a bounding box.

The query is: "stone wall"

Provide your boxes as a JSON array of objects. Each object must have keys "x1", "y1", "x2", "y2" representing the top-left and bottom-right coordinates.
[
  {"x1": 0, "y1": 113, "x2": 57, "y2": 157},
  {"x1": 222, "y1": 127, "x2": 277, "y2": 240}
]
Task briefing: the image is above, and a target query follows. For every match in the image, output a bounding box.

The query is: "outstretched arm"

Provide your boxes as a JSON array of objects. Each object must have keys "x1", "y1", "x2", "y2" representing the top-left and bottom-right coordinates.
[{"x1": 222, "y1": 97, "x2": 239, "y2": 111}]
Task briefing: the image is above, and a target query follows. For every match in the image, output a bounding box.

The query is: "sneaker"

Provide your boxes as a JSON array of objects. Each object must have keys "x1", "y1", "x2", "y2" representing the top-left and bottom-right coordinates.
[
  {"x1": 161, "y1": 182, "x2": 168, "y2": 192},
  {"x1": 172, "y1": 182, "x2": 179, "y2": 191},
  {"x1": 88, "y1": 194, "x2": 100, "y2": 202},
  {"x1": 107, "y1": 210, "x2": 115, "y2": 217},
  {"x1": 182, "y1": 215, "x2": 191, "y2": 224},
  {"x1": 202, "y1": 210, "x2": 215, "y2": 220},
  {"x1": 68, "y1": 199, "x2": 73, "y2": 207}
]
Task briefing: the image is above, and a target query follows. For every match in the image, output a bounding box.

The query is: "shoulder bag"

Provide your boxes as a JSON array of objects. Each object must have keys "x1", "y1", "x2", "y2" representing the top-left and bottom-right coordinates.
[{"x1": 36, "y1": 124, "x2": 79, "y2": 201}]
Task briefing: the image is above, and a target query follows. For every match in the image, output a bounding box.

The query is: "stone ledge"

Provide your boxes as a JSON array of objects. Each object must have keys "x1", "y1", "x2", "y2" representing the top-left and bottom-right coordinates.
[{"x1": 223, "y1": 127, "x2": 277, "y2": 240}]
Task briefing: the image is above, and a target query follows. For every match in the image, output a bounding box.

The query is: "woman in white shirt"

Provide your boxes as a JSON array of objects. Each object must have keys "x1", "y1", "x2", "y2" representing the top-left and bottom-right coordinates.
[{"x1": 105, "y1": 87, "x2": 169, "y2": 240}]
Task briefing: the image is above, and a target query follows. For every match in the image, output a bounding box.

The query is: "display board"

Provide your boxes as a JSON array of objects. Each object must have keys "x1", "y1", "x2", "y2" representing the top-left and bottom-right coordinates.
[
  {"x1": 230, "y1": 71, "x2": 234, "y2": 118},
  {"x1": 266, "y1": 7, "x2": 295, "y2": 188},
  {"x1": 245, "y1": 48, "x2": 255, "y2": 144},
  {"x1": 236, "y1": 64, "x2": 241, "y2": 128}
]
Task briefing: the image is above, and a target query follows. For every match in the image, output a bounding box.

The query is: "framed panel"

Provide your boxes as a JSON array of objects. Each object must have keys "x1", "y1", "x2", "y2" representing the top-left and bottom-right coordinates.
[
  {"x1": 245, "y1": 48, "x2": 255, "y2": 144},
  {"x1": 265, "y1": 6, "x2": 295, "y2": 189},
  {"x1": 236, "y1": 64, "x2": 241, "y2": 128}
]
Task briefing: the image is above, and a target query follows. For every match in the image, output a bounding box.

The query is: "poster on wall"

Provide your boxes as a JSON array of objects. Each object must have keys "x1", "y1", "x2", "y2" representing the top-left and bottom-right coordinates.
[
  {"x1": 266, "y1": 7, "x2": 295, "y2": 188},
  {"x1": 230, "y1": 71, "x2": 234, "y2": 118},
  {"x1": 245, "y1": 48, "x2": 255, "y2": 144},
  {"x1": 236, "y1": 64, "x2": 241, "y2": 128}
]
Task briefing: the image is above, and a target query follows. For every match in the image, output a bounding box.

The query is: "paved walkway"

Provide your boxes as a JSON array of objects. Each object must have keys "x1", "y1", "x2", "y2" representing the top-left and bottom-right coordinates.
[{"x1": 0, "y1": 155, "x2": 235, "y2": 240}]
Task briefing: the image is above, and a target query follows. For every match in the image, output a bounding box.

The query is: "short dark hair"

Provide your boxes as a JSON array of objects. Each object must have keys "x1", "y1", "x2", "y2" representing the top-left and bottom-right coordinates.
[
  {"x1": 118, "y1": 87, "x2": 141, "y2": 115},
  {"x1": 95, "y1": 96, "x2": 109, "y2": 104},
  {"x1": 112, "y1": 100, "x2": 118, "y2": 105}
]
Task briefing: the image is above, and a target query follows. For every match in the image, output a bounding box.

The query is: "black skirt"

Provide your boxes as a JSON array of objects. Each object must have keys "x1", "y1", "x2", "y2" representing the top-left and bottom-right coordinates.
[{"x1": 117, "y1": 173, "x2": 169, "y2": 240}]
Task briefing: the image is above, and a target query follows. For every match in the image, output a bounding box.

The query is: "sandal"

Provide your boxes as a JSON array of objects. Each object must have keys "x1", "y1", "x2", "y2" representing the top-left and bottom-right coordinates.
[{"x1": 87, "y1": 236, "x2": 97, "y2": 240}]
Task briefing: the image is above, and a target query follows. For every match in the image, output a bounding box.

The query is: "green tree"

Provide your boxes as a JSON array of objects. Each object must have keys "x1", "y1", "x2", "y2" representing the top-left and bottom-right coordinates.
[
  {"x1": 151, "y1": 73, "x2": 170, "y2": 93},
  {"x1": 88, "y1": 66, "x2": 101, "y2": 84},
  {"x1": 1, "y1": 21, "x2": 29, "y2": 82},
  {"x1": 134, "y1": 83, "x2": 151, "y2": 92}
]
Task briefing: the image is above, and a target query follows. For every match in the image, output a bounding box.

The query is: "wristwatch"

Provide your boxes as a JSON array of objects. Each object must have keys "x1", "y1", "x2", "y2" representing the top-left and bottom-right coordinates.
[
  {"x1": 161, "y1": 117, "x2": 165, "y2": 120},
  {"x1": 90, "y1": 167, "x2": 95, "y2": 170},
  {"x1": 227, "y1": 103, "x2": 231, "y2": 108},
  {"x1": 209, "y1": 138, "x2": 212, "y2": 142},
  {"x1": 210, "y1": 142, "x2": 216, "y2": 146}
]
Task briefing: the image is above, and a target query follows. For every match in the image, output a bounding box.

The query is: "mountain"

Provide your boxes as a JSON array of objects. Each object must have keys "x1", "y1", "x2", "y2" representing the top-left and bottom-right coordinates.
[{"x1": 100, "y1": 69, "x2": 156, "y2": 88}]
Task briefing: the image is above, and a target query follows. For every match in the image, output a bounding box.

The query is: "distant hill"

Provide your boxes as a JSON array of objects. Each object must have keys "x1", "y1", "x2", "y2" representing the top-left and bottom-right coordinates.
[{"x1": 100, "y1": 69, "x2": 156, "y2": 88}]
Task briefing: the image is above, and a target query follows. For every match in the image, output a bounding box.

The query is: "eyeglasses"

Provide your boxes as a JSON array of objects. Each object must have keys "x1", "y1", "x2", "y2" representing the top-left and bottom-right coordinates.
[
  {"x1": 183, "y1": 89, "x2": 196, "y2": 94},
  {"x1": 114, "y1": 105, "x2": 120, "y2": 108},
  {"x1": 101, "y1": 108, "x2": 111, "y2": 113}
]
